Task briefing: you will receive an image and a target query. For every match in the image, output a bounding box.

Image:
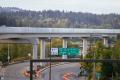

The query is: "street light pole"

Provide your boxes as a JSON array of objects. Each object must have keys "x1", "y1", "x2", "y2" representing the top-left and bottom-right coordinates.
[
  {"x1": 8, "y1": 44, "x2": 10, "y2": 64},
  {"x1": 49, "y1": 37, "x2": 52, "y2": 80}
]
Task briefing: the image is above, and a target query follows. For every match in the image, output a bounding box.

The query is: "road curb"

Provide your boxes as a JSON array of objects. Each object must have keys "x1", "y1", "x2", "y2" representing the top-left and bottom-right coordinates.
[
  {"x1": 8, "y1": 60, "x2": 29, "y2": 65},
  {"x1": 40, "y1": 62, "x2": 70, "y2": 72}
]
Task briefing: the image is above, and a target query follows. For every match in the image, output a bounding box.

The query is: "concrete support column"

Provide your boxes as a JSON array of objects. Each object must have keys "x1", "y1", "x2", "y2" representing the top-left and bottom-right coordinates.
[
  {"x1": 32, "y1": 38, "x2": 39, "y2": 59},
  {"x1": 62, "y1": 38, "x2": 68, "y2": 59},
  {"x1": 63, "y1": 38, "x2": 68, "y2": 48},
  {"x1": 33, "y1": 43, "x2": 38, "y2": 59},
  {"x1": 40, "y1": 39, "x2": 46, "y2": 59},
  {"x1": 82, "y1": 37, "x2": 88, "y2": 58},
  {"x1": 40, "y1": 39, "x2": 46, "y2": 66},
  {"x1": 103, "y1": 36, "x2": 109, "y2": 47}
]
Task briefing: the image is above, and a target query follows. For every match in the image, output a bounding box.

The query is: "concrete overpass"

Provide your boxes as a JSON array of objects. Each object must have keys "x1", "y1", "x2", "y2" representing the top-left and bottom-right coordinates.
[
  {"x1": 0, "y1": 27, "x2": 120, "y2": 62},
  {"x1": 0, "y1": 27, "x2": 120, "y2": 38}
]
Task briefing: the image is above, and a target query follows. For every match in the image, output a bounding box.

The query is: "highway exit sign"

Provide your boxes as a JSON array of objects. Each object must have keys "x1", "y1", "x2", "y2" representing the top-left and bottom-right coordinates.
[
  {"x1": 58, "y1": 48, "x2": 80, "y2": 56},
  {"x1": 59, "y1": 48, "x2": 67, "y2": 55}
]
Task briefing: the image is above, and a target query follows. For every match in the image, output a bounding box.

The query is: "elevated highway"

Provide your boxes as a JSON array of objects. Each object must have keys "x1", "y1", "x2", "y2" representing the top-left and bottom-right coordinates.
[
  {"x1": 0, "y1": 26, "x2": 119, "y2": 60},
  {"x1": 0, "y1": 27, "x2": 119, "y2": 39}
]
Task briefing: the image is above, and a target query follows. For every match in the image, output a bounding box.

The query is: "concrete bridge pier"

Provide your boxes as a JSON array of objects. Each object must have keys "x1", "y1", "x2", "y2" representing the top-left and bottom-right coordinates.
[
  {"x1": 82, "y1": 37, "x2": 88, "y2": 58},
  {"x1": 62, "y1": 38, "x2": 68, "y2": 59},
  {"x1": 33, "y1": 43, "x2": 38, "y2": 59},
  {"x1": 103, "y1": 36, "x2": 109, "y2": 47},
  {"x1": 31, "y1": 38, "x2": 39, "y2": 59},
  {"x1": 40, "y1": 38, "x2": 46, "y2": 66}
]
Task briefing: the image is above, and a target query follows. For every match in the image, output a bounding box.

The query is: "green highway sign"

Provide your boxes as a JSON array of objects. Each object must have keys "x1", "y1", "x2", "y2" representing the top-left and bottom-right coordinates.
[
  {"x1": 59, "y1": 48, "x2": 67, "y2": 55},
  {"x1": 58, "y1": 48, "x2": 80, "y2": 56},
  {"x1": 67, "y1": 48, "x2": 80, "y2": 56}
]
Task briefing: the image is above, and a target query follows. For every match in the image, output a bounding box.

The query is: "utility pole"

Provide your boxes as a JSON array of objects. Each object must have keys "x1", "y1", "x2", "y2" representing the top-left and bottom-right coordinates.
[
  {"x1": 93, "y1": 52, "x2": 96, "y2": 80},
  {"x1": 90, "y1": 34, "x2": 96, "y2": 80},
  {"x1": 93, "y1": 36, "x2": 96, "y2": 80}
]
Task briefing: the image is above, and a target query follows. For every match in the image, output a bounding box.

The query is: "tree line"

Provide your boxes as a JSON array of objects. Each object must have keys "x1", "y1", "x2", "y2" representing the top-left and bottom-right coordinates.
[
  {"x1": 0, "y1": 7, "x2": 120, "y2": 28},
  {"x1": 81, "y1": 40, "x2": 120, "y2": 80}
]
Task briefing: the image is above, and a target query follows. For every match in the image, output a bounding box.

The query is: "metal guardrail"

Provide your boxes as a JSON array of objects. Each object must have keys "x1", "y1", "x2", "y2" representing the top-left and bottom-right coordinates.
[{"x1": 30, "y1": 59, "x2": 120, "y2": 80}]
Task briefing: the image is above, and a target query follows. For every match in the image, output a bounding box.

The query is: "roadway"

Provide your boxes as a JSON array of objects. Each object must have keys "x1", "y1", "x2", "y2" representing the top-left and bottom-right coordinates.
[
  {"x1": 0, "y1": 62, "x2": 86, "y2": 80},
  {"x1": 40, "y1": 63, "x2": 84, "y2": 80},
  {"x1": 2, "y1": 62, "x2": 30, "y2": 80}
]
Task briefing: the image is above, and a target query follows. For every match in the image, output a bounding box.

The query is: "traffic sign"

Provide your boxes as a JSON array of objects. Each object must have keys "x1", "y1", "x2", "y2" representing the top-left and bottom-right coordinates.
[
  {"x1": 58, "y1": 48, "x2": 80, "y2": 56},
  {"x1": 67, "y1": 48, "x2": 80, "y2": 56},
  {"x1": 51, "y1": 48, "x2": 58, "y2": 55},
  {"x1": 59, "y1": 48, "x2": 67, "y2": 55}
]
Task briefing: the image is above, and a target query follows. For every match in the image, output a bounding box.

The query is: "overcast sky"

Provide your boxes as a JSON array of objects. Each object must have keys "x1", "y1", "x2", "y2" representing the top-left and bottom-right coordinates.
[{"x1": 0, "y1": 0, "x2": 120, "y2": 14}]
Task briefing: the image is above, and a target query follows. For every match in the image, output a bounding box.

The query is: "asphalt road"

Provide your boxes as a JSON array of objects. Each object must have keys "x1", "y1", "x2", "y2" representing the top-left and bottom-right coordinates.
[
  {"x1": 40, "y1": 63, "x2": 81, "y2": 80},
  {"x1": 3, "y1": 62, "x2": 30, "y2": 80},
  {"x1": 1, "y1": 62, "x2": 85, "y2": 80}
]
